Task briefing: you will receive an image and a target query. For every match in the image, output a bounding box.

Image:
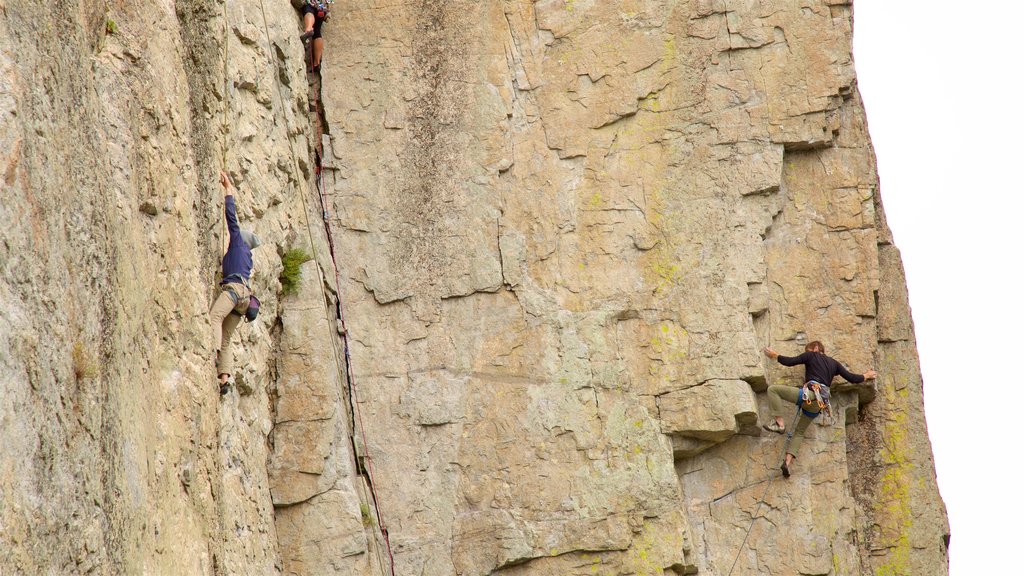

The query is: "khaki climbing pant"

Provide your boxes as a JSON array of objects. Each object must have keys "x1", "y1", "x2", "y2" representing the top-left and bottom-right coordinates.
[
  {"x1": 767, "y1": 384, "x2": 822, "y2": 458},
  {"x1": 211, "y1": 282, "x2": 250, "y2": 377}
]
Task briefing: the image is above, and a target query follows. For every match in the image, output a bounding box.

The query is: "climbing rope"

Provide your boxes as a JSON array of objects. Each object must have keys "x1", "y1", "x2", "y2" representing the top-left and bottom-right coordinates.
[
  {"x1": 220, "y1": 0, "x2": 231, "y2": 170},
  {"x1": 725, "y1": 402, "x2": 802, "y2": 576},
  {"x1": 252, "y1": 1, "x2": 396, "y2": 573},
  {"x1": 214, "y1": 4, "x2": 232, "y2": 575},
  {"x1": 221, "y1": 0, "x2": 234, "y2": 262},
  {"x1": 314, "y1": 162, "x2": 398, "y2": 575},
  {"x1": 725, "y1": 473, "x2": 775, "y2": 576}
]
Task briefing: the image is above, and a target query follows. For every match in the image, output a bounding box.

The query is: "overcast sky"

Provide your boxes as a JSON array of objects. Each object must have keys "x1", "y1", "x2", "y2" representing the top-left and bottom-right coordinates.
[{"x1": 852, "y1": 2, "x2": 1024, "y2": 573}]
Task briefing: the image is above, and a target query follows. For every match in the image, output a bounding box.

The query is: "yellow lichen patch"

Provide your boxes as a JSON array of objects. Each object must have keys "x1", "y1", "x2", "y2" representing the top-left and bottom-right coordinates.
[
  {"x1": 621, "y1": 518, "x2": 678, "y2": 576},
  {"x1": 640, "y1": 94, "x2": 661, "y2": 112},
  {"x1": 874, "y1": 385, "x2": 914, "y2": 576},
  {"x1": 600, "y1": 32, "x2": 677, "y2": 296},
  {"x1": 647, "y1": 257, "x2": 682, "y2": 293},
  {"x1": 650, "y1": 321, "x2": 688, "y2": 364}
]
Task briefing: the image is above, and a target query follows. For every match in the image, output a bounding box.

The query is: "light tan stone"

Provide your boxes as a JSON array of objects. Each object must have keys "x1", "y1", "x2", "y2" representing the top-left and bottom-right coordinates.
[
  {"x1": 658, "y1": 379, "x2": 759, "y2": 445},
  {"x1": 275, "y1": 489, "x2": 369, "y2": 575},
  {"x1": 0, "y1": 0, "x2": 948, "y2": 574},
  {"x1": 320, "y1": 1, "x2": 946, "y2": 574}
]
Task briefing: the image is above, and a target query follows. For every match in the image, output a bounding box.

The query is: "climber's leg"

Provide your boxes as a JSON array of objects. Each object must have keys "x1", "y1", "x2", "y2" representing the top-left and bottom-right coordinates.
[
  {"x1": 212, "y1": 282, "x2": 247, "y2": 381},
  {"x1": 765, "y1": 384, "x2": 800, "y2": 431},
  {"x1": 301, "y1": 11, "x2": 315, "y2": 40},
  {"x1": 210, "y1": 288, "x2": 236, "y2": 370},
  {"x1": 312, "y1": 38, "x2": 324, "y2": 69},
  {"x1": 786, "y1": 409, "x2": 819, "y2": 460},
  {"x1": 308, "y1": 13, "x2": 325, "y2": 70},
  {"x1": 218, "y1": 310, "x2": 243, "y2": 378}
]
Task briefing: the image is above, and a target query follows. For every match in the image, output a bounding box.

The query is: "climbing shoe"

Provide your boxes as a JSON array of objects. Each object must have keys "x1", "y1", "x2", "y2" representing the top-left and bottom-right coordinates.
[
  {"x1": 781, "y1": 461, "x2": 790, "y2": 478},
  {"x1": 762, "y1": 421, "x2": 785, "y2": 435},
  {"x1": 220, "y1": 382, "x2": 230, "y2": 396},
  {"x1": 300, "y1": 30, "x2": 314, "y2": 41}
]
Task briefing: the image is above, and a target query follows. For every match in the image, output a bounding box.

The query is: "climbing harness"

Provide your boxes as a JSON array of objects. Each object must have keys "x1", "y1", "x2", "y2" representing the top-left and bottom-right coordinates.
[
  {"x1": 306, "y1": 0, "x2": 333, "y2": 19},
  {"x1": 797, "y1": 381, "x2": 835, "y2": 426},
  {"x1": 809, "y1": 382, "x2": 835, "y2": 427},
  {"x1": 796, "y1": 384, "x2": 825, "y2": 419},
  {"x1": 221, "y1": 272, "x2": 261, "y2": 323},
  {"x1": 253, "y1": 0, "x2": 396, "y2": 573}
]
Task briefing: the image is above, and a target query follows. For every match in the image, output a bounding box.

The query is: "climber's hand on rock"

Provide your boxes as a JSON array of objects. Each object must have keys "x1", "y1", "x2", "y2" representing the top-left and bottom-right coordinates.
[
  {"x1": 763, "y1": 347, "x2": 778, "y2": 360},
  {"x1": 864, "y1": 369, "x2": 878, "y2": 380},
  {"x1": 220, "y1": 171, "x2": 232, "y2": 193}
]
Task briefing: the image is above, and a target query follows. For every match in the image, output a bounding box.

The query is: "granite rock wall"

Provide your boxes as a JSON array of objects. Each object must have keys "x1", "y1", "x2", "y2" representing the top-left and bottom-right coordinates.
[{"x1": 0, "y1": 0, "x2": 947, "y2": 574}]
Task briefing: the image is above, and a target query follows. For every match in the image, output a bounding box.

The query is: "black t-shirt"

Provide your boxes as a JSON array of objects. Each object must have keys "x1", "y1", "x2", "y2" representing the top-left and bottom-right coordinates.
[{"x1": 776, "y1": 351, "x2": 864, "y2": 387}]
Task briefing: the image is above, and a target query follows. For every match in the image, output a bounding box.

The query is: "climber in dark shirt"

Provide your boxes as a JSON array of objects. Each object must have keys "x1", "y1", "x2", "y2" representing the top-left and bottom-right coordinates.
[
  {"x1": 211, "y1": 172, "x2": 262, "y2": 395},
  {"x1": 762, "y1": 340, "x2": 877, "y2": 477},
  {"x1": 773, "y1": 348, "x2": 868, "y2": 387}
]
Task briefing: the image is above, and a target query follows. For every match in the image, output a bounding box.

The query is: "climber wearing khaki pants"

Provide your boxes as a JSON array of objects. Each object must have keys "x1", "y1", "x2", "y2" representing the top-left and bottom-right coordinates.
[
  {"x1": 211, "y1": 280, "x2": 250, "y2": 380},
  {"x1": 762, "y1": 341, "x2": 877, "y2": 477},
  {"x1": 211, "y1": 171, "x2": 262, "y2": 395}
]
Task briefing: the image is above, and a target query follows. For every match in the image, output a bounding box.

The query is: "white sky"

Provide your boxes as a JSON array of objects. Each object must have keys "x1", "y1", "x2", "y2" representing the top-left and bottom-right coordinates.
[{"x1": 853, "y1": 2, "x2": 1024, "y2": 574}]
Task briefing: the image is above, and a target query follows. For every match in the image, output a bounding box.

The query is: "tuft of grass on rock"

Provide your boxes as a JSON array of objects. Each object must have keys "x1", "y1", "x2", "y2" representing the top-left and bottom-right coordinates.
[
  {"x1": 360, "y1": 503, "x2": 375, "y2": 527},
  {"x1": 72, "y1": 341, "x2": 99, "y2": 381},
  {"x1": 105, "y1": 19, "x2": 118, "y2": 35},
  {"x1": 279, "y1": 248, "x2": 312, "y2": 297}
]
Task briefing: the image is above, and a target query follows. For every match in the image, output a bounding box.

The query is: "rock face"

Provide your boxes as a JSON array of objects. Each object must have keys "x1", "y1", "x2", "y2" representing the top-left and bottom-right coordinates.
[{"x1": 0, "y1": 1, "x2": 947, "y2": 575}]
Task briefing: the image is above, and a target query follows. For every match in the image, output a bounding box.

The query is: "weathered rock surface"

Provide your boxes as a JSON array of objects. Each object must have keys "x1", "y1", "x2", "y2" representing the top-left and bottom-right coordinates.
[
  {"x1": 1, "y1": 0, "x2": 947, "y2": 575},
  {"x1": 0, "y1": 0, "x2": 356, "y2": 573},
  {"x1": 321, "y1": 1, "x2": 948, "y2": 574}
]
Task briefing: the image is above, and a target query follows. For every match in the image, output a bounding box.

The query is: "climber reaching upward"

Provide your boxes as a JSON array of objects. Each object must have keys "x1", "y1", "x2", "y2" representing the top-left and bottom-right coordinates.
[
  {"x1": 211, "y1": 171, "x2": 263, "y2": 395},
  {"x1": 762, "y1": 341, "x2": 877, "y2": 477},
  {"x1": 300, "y1": 0, "x2": 333, "y2": 73}
]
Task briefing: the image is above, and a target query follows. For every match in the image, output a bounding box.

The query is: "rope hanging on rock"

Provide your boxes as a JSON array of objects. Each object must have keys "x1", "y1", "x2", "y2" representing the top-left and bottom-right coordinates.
[
  {"x1": 252, "y1": 1, "x2": 396, "y2": 573},
  {"x1": 220, "y1": 0, "x2": 230, "y2": 169},
  {"x1": 219, "y1": 0, "x2": 232, "y2": 258},
  {"x1": 726, "y1": 319, "x2": 786, "y2": 576},
  {"x1": 724, "y1": 402, "x2": 801, "y2": 576}
]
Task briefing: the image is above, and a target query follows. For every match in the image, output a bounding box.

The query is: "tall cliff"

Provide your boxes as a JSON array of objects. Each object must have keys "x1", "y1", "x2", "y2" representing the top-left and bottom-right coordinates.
[{"x1": 0, "y1": 1, "x2": 948, "y2": 575}]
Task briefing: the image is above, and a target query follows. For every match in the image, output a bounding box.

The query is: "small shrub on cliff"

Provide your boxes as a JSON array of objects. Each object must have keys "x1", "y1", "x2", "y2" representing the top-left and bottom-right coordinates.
[
  {"x1": 105, "y1": 19, "x2": 118, "y2": 35},
  {"x1": 279, "y1": 248, "x2": 312, "y2": 297},
  {"x1": 72, "y1": 341, "x2": 99, "y2": 381},
  {"x1": 360, "y1": 504, "x2": 375, "y2": 527}
]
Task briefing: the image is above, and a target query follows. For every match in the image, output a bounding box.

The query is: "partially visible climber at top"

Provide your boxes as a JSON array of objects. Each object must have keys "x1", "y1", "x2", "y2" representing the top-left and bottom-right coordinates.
[
  {"x1": 762, "y1": 341, "x2": 877, "y2": 478},
  {"x1": 299, "y1": 0, "x2": 333, "y2": 73},
  {"x1": 211, "y1": 171, "x2": 262, "y2": 396}
]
